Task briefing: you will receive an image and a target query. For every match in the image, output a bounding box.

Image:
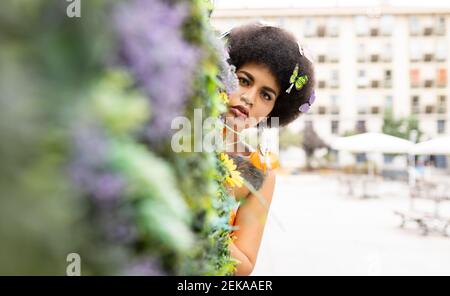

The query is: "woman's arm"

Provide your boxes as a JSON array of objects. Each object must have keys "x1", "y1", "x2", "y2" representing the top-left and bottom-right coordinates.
[{"x1": 229, "y1": 169, "x2": 276, "y2": 276}]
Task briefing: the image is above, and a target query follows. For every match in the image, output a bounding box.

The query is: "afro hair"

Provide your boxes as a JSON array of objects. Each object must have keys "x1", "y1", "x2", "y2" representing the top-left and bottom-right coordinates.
[{"x1": 226, "y1": 23, "x2": 315, "y2": 127}]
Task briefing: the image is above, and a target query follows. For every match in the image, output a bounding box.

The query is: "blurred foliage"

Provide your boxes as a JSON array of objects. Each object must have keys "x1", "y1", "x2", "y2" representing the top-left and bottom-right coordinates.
[
  {"x1": 0, "y1": 0, "x2": 236, "y2": 275},
  {"x1": 382, "y1": 108, "x2": 423, "y2": 142},
  {"x1": 279, "y1": 127, "x2": 302, "y2": 150},
  {"x1": 302, "y1": 125, "x2": 329, "y2": 170}
]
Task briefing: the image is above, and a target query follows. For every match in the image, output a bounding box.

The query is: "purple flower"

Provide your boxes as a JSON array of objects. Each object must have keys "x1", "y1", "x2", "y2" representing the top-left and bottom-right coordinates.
[
  {"x1": 122, "y1": 257, "x2": 166, "y2": 276},
  {"x1": 114, "y1": 0, "x2": 201, "y2": 142},
  {"x1": 213, "y1": 37, "x2": 238, "y2": 94},
  {"x1": 69, "y1": 125, "x2": 124, "y2": 202}
]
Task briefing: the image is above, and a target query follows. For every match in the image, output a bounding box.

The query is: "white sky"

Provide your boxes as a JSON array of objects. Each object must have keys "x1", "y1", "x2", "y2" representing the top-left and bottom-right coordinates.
[{"x1": 214, "y1": 0, "x2": 450, "y2": 9}]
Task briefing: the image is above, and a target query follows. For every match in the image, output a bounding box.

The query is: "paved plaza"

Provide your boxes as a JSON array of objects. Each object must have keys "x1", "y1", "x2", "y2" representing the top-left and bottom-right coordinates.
[{"x1": 252, "y1": 173, "x2": 450, "y2": 276}]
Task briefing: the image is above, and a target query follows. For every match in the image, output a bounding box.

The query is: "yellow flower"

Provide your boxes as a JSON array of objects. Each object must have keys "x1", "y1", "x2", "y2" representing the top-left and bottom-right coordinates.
[
  {"x1": 219, "y1": 92, "x2": 229, "y2": 104},
  {"x1": 220, "y1": 153, "x2": 244, "y2": 188}
]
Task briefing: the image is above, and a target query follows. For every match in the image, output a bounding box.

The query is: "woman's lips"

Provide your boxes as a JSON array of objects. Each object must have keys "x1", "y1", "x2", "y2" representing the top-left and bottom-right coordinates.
[{"x1": 230, "y1": 106, "x2": 248, "y2": 119}]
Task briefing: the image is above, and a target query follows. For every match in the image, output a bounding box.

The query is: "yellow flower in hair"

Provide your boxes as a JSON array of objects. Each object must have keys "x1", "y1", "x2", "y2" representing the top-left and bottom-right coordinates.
[
  {"x1": 219, "y1": 92, "x2": 229, "y2": 104},
  {"x1": 220, "y1": 153, "x2": 244, "y2": 188}
]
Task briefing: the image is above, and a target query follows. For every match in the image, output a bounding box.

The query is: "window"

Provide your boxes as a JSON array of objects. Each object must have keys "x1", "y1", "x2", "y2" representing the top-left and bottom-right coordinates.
[
  {"x1": 384, "y1": 70, "x2": 392, "y2": 88},
  {"x1": 436, "y1": 16, "x2": 446, "y2": 36},
  {"x1": 411, "y1": 96, "x2": 420, "y2": 114},
  {"x1": 331, "y1": 95, "x2": 339, "y2": 114},
  {"x1": 370, "y1": 27, "x2": 380, "y2": 37},
  {"x1": 356, "y1": 120, "x2": 367, "y2": 133},
  {"x1": 425, "y1": 105, "x2": 435, "y2": 114},
  {"x1": 305, "y1": 18, "x2": 315, "y2": 37},
  {"x1": 438, "y1": 95, "x2": 446, "y2": 114},
  {"x1": 371, "y1": 106, "x2": 381, "y2": 114},
  {"x1": 439, "y1": 95, "x2": 446, "y2": 104},
  {"x1": 331, "y1": 121, "x2": 339, "y2": 135},
  {"x1": 318, "y1": 54, "x2": 326, "y2": 63},
  {"x1": 330, "y1": 69, "x2": 339, "y2": 88},
  {"x1": 386, "y1": 96, "x2": 393, "y2": 109},
  {"x1": 356, "y1": 153, "x2": 367, "y2": 163},
  {"x1": 424, "y1": 51, "x2": 434, "y2": 62},
  {"x1": 357, "y1": 96, "x2": 368, "y2": 114},
  {"x1": 437, "y1": 120, "x2": 446, "y2": 134},
  {"x1": 436, "y1": 40, "x2": 447, "y2": 61},
  {"x1": 382, "y1": 43, "x2": 392, "y2": 62},
  {"x1": 331, "y1": 95, "x2": 339, "y2": 106},
  {"x1": 384, "y1": 154, "x2": 396, "y2": 164},
  {"x1": 328, "y1": 17, "x2": 339, "y2": 37},
  {"x1": 437, "y1": 69, "x2": 447, "y2": 87},
  {"x1": 355, "y1": 16, "x2": 369, "y2": 36},
  {"x1": 358, "y1": 70, "x2": 368, "y2": 88},
  {"x1": 423, "y1": 17, "x2": 434, "y2": 36},
  {"x1": 409, "y1": 16, "x2": 420, "y2": 36},
  {"x1": 410, "y1": 69, "x2": 420, "y2": 87},
  {"x1": 317, "y1": 24, "x2": 327, "y2": 38},
  {"x1": 410, "y1": 41, "x2": 421, "y2": 62},
  {"x1": 424, "y1": 67, "x2": 435, "y2": 87},
  {"x1": 370, "y1": 53, "x2": 380, "y2": 63},
  {"x1": 380, "y1": 16, "x2": 394, "y2": 36},
  {"x1": 357, "y1": 44, "x2": 366, "y2": 62},
  {"x1": 329, "y1": 43, "x2": 339, "y2": 63},
  {"x1": 435, "y1": 155, "x2": 448, "y2": 169}
]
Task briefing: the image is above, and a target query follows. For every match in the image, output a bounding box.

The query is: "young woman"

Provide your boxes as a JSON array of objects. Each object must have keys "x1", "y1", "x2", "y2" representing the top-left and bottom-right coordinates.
[{"x1": 221, "y1": 23, "x2": 316, "y2": 275}]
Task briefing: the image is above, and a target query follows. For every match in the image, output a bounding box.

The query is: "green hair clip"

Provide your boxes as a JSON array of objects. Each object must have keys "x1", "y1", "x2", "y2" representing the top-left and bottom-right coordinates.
[{"x1": 286, "y1": 64, "x2": 309, "y2": 94}]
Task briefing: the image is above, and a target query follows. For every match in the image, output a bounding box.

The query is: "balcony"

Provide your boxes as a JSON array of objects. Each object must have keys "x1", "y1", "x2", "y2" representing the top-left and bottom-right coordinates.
[
  {"x1": 425, "y1": 105, "x2": 435, "y2": 114},
  {"x1": 370, "y1": 54, "x2": 380, "y2": 63},
  {"x1": 318, "y1": 106, "x2": 327, "y2": 115},
  {"x1": 370, "y1": 28, "x2": 380, "y2": 37},
  {"x1": 423, "y1": 53, "x2": 434, "y2": 62},
  {"x1": 423, "y1": 26, "x2": 434, "y2": 36},
  {"x1": 424, "y1": 79, "x2": 434, "y2": 88},
  {"x1": 371, "y1": 106, "x2": 381, "y2": 114},
  {"x1": 317, "y1": 55, "x2": 327, "y2": 63},
  {"x1": 371, "y1": 80, "x2": 381, "y2": 88},
  {"x1": 317, "y1": 26, "x2": 326, "y2": 38}
]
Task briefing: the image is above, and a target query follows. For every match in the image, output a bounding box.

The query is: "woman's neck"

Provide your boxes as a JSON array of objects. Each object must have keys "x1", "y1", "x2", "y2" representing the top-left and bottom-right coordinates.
[{"x1": 223, "y1": 126, "x2": 252, "y2": 157}]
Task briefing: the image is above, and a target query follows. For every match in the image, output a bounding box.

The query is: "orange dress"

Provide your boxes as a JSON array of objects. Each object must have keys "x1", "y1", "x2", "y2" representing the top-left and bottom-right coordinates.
[
  {"x1": 222, "y1": 126, "x2": 280, "y2": 234},
  {"x1": 228, "y1": 150, "x2": 279, "y2": 237}
]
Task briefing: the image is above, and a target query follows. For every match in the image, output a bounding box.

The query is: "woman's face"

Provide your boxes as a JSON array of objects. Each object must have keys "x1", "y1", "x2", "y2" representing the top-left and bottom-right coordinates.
[{"x1": 225, "y1": 63, "x2": 279, "y2": 131}]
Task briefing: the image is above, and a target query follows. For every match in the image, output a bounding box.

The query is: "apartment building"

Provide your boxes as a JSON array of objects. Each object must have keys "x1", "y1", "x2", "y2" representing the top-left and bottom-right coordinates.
[{"x1": 211, "y1": 6, "x2": 450, "y2": 146}]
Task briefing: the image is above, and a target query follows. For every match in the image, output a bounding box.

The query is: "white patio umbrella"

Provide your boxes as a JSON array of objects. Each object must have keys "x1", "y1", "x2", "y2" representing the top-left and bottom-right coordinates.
[
  {"x1": 411, "y1": 136, "x2": 450, "y2": 155},
  {"x1": 331, "y1": 133, "x2": 414, "y2": 193},
  {"x1": 331, "y1": 132, "x2": 414, "y2": 154}
]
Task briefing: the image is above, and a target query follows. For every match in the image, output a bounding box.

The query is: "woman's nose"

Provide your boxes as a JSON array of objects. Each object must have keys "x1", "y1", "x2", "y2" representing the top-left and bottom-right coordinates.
[{"x1": 241, "y1": 88, "x2": 257, "y2": 106}]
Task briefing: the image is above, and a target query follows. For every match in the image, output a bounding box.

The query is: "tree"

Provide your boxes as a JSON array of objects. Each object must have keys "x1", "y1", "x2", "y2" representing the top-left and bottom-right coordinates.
[
  {"x1": 302, "y1": 124, "x2": 329, "y2": 170},
  {"x1": 382, "y1": 108, "x2": 422, "y2": 141}
]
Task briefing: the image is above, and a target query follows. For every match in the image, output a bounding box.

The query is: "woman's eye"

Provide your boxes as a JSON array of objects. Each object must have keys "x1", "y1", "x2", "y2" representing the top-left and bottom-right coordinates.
[
  {"x1": 262, "y1": 92, "x2": 272, "y2": 101},
  {"x1": 239, "y1": 77, "x2": 249, "y2": 86}
]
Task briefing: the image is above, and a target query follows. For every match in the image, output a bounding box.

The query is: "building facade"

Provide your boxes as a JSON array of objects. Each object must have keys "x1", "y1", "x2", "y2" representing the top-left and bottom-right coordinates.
[{"x1": 211, "y1": 6, "x2": 450, "y2": 147}]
